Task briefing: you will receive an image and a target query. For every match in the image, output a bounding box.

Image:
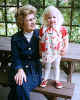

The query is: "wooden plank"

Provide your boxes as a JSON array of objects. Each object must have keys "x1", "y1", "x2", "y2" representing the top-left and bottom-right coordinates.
[
  {"x1": 62, "y1": 43, "x2": 80, "y2": 62},
  {"x1": 34, "y1": 80, "x2": 75, "y2": 99}
]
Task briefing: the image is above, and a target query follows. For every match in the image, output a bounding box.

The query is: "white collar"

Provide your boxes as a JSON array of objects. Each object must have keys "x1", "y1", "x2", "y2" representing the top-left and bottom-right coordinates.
[
  {"x1": 24, "y1": 31, "x2": 33, "y2": 35},
  {"x1": 24, "y1": 31, "x2": 33, "y2": 42}
]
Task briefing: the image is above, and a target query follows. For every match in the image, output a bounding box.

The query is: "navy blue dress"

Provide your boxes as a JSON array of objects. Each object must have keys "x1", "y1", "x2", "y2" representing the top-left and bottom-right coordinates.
[{"x1": 8, "y1": 29, "x2": 42, "y2": 100}]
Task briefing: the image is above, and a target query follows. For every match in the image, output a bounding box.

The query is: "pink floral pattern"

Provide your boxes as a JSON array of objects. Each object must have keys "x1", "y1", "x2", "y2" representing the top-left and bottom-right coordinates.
[{"x1": 40, "y1": 26, "x2": 68, "y2": 63}]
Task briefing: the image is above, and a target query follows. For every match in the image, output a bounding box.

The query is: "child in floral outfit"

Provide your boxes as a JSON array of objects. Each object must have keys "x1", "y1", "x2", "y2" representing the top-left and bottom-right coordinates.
[{"x1": 40, "y1": 5, "x2": 68, "y2": 88}]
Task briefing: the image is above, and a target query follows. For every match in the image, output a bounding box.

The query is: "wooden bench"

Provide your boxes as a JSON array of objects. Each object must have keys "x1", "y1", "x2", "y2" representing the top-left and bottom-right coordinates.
[
  {"x1": 34, "y1": 80, "x2": 75, "y2": 100},
  {"x1": 0, "y1": 37, "x2": 80, "y2": 83},
  {"x1": 0, "y1": 72, "x2": 75, "y2": 100},
  {"x1": 0, "y1": 37, "x2": 76, "y2": 100}
]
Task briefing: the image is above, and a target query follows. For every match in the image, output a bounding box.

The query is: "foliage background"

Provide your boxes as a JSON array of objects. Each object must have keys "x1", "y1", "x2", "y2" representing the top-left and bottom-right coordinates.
[{"x1": 0, "y1": 0, "x2": 80, "y2": 43}]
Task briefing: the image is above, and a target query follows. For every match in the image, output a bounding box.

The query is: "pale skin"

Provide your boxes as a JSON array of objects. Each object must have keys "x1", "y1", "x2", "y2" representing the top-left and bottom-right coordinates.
[
  {"x1": 14, "y1": 13, "x2": 36, "y2": 86},
  {"x1": 60, "y1": 38, "x2": 68, "y2": 56}
]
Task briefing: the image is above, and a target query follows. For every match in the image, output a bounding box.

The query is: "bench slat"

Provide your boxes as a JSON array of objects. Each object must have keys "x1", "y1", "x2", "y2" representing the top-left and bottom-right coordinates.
[{"x1": 34, "y1": 80, "x2": 75, "y2": 99}]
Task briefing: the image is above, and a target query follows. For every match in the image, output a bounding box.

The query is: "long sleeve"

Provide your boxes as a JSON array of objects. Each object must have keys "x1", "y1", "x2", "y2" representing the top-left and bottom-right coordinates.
[
  {"x1": 11, "y1": 36, "x2": 23, "y2": 70},
  {"x1": 39, "y1": 26, "x2": 46, "y2": 52},
  {"x1": 60, "y1": 26, "x2": 69, "y2": 49}
]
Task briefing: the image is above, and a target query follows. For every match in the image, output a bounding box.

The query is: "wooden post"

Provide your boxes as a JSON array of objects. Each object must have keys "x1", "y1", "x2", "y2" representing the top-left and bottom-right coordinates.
[{"x1": 67, "y1": 62, "x2": 73, "y2": 83}]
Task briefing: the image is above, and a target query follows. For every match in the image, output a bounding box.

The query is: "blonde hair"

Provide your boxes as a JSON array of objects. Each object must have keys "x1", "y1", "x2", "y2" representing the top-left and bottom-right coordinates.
[
  {"x1": 42, "y1": 5, "x2": 64, "y2": 28},
  {"x1": 15, "y1": 4, "x2": 37, "y2": 29}
]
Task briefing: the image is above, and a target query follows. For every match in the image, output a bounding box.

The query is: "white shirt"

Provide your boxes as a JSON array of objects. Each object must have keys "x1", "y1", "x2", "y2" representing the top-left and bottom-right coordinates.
[{"x1": 24, "y1": 31, "x2": 33, "y2": 42}]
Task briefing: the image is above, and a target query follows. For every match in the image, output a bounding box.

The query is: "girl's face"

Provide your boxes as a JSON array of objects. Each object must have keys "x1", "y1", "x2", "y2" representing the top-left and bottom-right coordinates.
[
  {"x1": 23, "y1": 13, "x2": 36, "y2": 32},
  {"x1": 47, "y1": 12, "x2": 57, "y2": 28}
]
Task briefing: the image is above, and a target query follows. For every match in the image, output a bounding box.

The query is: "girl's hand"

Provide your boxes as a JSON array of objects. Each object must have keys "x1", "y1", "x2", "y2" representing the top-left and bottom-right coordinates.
[
  {"x1": 60, "y1": 48, "x2": 66, "y2": 56},
  {"x1": 14, "y1": 68, "x2": 27, "y2": 86}
]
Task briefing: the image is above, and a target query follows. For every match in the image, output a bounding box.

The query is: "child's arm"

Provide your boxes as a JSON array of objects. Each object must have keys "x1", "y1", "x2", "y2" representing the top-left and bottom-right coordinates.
[
  {"x1": 60, "y1": 38, "x2": 68, "y2": 56},
  {"x1": 60, "y1": 26, "x2": 69, "y2": 56},
  {"x1": 39, "y1": 26, "x2": 46, "y2": 57},
  {"x1": 63, "y1": 35, "x2": 69, "y2": 50},
  {"x1": 39, "y1": 26, "x2": 46, "y2": 52}
]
